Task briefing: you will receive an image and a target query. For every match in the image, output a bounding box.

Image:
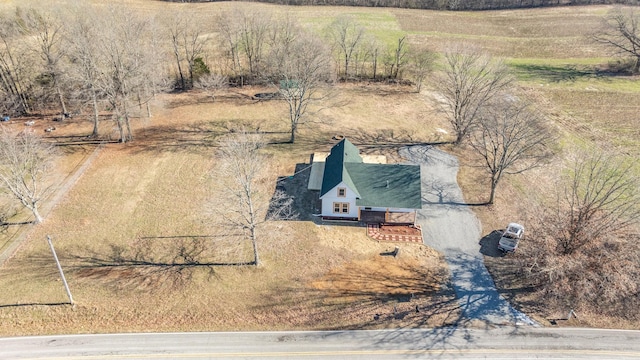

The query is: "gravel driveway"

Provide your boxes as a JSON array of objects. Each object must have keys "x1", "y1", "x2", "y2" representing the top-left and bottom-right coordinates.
[{"x1": 400, "y1": 145, "x2": 536, "y2": 326}]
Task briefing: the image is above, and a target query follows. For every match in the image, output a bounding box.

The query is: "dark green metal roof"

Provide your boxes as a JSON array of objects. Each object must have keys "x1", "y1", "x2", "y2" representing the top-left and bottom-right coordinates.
[
  {"x1": 347, "y1": 163, "x2": 422, "y2": 209},
  {"x1": 320, "y1": 138, "x2": 363, "y2": 197},
  {"x1": 320, "y1": 138, "x2": 422, "y2": 209}
]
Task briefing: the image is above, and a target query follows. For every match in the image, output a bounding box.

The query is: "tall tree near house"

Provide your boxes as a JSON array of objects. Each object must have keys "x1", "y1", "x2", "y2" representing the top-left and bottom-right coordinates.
[
  {"x1": 277, "y1": 34, "x2": 333, "y2": 144},
  {"x1": 0, "y1": 13, "x2": 32, "y2": 115},
  {"x1": 65, "y1": 5, "x2": 103, "y2": 137},
  {"x1": 0, "y1": 128, "x2": 57, "y2": 224},
  {"x1": 469, "y1": 99, "x2": 554, "y2": 205},
  {"x1": 16, "y1": 6, "x2": 68, "y2": 118},
  {"x1": 593, "y1": 7, "x2": 640, "y2": 74},
  {"x1": 435, "y1": 45, "x2": 513, "y2": 145},
  {"x1": 212, "y1": 132, "x2": 295, "y2": 266},
  {"x1": 327, "y1": 15, "x2": 364, "y2": 78},
  {"x1": 165, "y1": 12, "x2": 208, "y2": 90}
]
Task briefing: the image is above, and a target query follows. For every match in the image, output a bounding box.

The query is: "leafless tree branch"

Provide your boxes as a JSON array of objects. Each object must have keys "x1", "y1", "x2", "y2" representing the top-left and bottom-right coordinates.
[
  {"x1": 0, "y1": 127, "x2": 57, "y2": 224},
  {"x1": 434, "y1": 44, "x2": 513, "y2": 145}
]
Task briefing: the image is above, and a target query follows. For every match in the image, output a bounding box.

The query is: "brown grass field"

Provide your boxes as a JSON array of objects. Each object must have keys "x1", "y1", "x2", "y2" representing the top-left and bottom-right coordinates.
[{"x1": 1, "y1": 1, "x2": 639, "y2": 334}]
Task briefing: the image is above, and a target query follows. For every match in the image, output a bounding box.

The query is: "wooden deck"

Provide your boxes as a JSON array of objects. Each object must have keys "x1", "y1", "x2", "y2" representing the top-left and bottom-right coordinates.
[{"x1": 359, "y1": 210, "x2": 416, "y2": 225}]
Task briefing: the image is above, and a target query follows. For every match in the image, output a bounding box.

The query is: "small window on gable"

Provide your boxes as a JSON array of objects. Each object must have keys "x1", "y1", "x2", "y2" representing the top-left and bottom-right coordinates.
[{"x1": 338, "y1": 187, "x2": 346, "y2": 197}]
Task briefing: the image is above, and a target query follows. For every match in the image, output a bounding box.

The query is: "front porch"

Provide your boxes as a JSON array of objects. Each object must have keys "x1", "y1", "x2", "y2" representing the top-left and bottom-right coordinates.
[{"x1": 359, "y1": 210, "x2": 416, "y2": 225}]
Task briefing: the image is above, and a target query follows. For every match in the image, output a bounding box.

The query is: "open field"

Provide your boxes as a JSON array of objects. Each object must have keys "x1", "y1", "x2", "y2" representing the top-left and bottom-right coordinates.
[
  {"x1": 0, "y1": 88, "x2": 455, "y2": 335},
  {"x1": 1, "y1": 1, "x2": 639, "y2": 334}
]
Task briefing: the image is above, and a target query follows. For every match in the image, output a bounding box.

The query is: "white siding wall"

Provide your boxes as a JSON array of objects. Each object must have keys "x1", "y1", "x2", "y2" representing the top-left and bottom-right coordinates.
[{"x1": 320, "y1": 182, "x2": 358, "y2": 218}]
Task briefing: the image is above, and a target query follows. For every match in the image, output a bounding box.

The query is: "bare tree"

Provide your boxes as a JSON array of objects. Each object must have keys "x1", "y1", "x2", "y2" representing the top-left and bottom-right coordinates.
[
  {"x1": 0, "y1": 13, "x2": 33, "y2": 115},
  {"x1": 593, "y1": 7, "x2": 640, "y2": 74},
  {"x1": 194, "y1": 73, "x2": 227, "y2": 102},
  {"x1": 407, "y1": 46, "x2": 437, "y2": 92},
  {"x1": 277, "y1": 34, "x2": 333, "y2": 144},
  {"x1": 327, "y1": 15, "x2": 364, "y2": 78},
  {"x1": 547, "y1": 151, "x2": 640, "y2": 255},
  {"x1": 237, "y1": 8, "x2": 271, "y2": 79},
  {"x1": 164, "y1": 12, "x2": 209, "y2": 90},
  {"x1": 65, "y1": 5, "x2": 103, "y2": 137},
  {"x1": 215, "y1": 10, "x2": 242, "y2": 81},
  {"x1": 265, "y1": 13, "x2": 299, "y2": 79},
  {"x1": 385, "y1": 35, "x2": 409, "y2": 79},
  {"x1": 94, "y1": 6, "x2": 162, "y2": 143},
  {"x1": 215, "y1": 8, "x2": 271, "y2": 83},
  {"x1": 0, "y1": 127, "x2": 57, "y2": 224},
  {"x1": 470, "y1": 99, "x2": 554, "y2": 205},
  {"x1": 356, "y1": 35, "x2": 382, "y2": 80},
  {"x1": 17, "y1": 6, "x2": 68, "y2": 117},
  {"x1": 435, "y1": 45, "x2": 513, "y2": 145},
  {"x1": 516, "y1": 150, "x2": 640, "y2": 316},
  {"x1": 212, "y1": 132, "x2": 295, "y2": 266}
]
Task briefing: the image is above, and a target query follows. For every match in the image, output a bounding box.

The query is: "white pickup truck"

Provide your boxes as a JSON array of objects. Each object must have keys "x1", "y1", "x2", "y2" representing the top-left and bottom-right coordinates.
[{"x1": 498, "y1": 223, "x2": 524, "y2": 253}]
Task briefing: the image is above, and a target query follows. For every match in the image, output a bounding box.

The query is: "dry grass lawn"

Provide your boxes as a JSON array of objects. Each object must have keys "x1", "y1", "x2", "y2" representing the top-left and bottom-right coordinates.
[
  {"x1": 1, "y1": 1, "x2": 639, "y2": 334},
  {"x1": 0, "y1": 86, "x2": 455, "y2": 336}
]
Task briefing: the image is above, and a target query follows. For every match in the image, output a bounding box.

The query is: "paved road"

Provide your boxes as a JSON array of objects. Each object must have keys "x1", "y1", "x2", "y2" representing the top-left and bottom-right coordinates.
[
  {"x1": 400, "y1": 145, "x2": 536, "y2": 326},
  {"x1": 2, "y1": 328, "x2": 640, "y2": 359}
]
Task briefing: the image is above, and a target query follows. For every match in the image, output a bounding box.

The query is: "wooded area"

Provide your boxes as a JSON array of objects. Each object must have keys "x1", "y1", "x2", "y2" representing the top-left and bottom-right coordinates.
[
  {"x1": 163, "y1": 0, "x2": 640, "y2": 11},
  {"x1": 0, "y1": 4, "x2": 435, "y2": 144}
]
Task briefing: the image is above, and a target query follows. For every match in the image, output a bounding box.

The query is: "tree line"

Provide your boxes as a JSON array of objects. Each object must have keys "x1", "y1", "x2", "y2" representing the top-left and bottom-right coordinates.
[
  {"x1": 0, "y1": 4, "x2": 436, "y2": 143},
  {"x1": 1, "y1": 3, "x2": 638, "y2": 145},
  {"x1": 164, "y1": 0, "x2": 640, "y2": 11}
]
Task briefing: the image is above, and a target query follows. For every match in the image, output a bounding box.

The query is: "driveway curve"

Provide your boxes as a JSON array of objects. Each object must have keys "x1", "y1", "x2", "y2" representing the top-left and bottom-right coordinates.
[{"x1": 400, "y1": 145, "x2": 536, "y2": 326}]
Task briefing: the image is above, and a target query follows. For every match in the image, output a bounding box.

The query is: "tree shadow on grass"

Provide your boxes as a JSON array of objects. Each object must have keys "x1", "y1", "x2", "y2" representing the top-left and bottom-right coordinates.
[
  {"x1": 66, "y1": 236, "x2": 255, "y2": 292},
  {"x1": 0, "y1": 302, "x2": 70, "y2": 309},
  {"x1": 511, "y1": 64, "x2": 600, "y2": 83},
  {"x1": 482, "y1": 252, "x2": 543, "y2": 321},
  {"x1": 346, "y1": 129, "x2": 451, "y2": 161},
  {"x1": 125, "y1": 122, "x2": 226, "y2": 155},
  {"x1": 249, "y1": 254, "x2": 510, "y2": 351},
  {"x1": 252, "y1": 257, "x2": 465, "y2": 332}
]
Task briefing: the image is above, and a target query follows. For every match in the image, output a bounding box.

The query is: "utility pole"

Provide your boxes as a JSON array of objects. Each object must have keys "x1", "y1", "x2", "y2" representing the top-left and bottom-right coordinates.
[{"x1": 46, "y1": 235, "x2": 74, "y2": 305}]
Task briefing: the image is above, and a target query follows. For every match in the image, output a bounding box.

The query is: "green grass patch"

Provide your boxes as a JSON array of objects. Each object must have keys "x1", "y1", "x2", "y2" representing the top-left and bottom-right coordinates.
[{"x1": 510, "y1": 63, "x2": 600, "y2": 83}]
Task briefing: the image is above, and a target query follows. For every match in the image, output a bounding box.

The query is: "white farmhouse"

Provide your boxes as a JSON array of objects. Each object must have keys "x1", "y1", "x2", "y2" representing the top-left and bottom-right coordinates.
[{"x1": 308, "y1": 138, "x2": 422, "y2": 224}]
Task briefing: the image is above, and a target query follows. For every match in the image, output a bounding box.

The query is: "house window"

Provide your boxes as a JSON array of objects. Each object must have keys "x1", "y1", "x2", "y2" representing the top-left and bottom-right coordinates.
[
  {"x1": 333, "y1": 202, "x2": 349, "y2": 214},
  {"x1": 337, "y1": 187, "x2": 346, "y2": 197}
]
